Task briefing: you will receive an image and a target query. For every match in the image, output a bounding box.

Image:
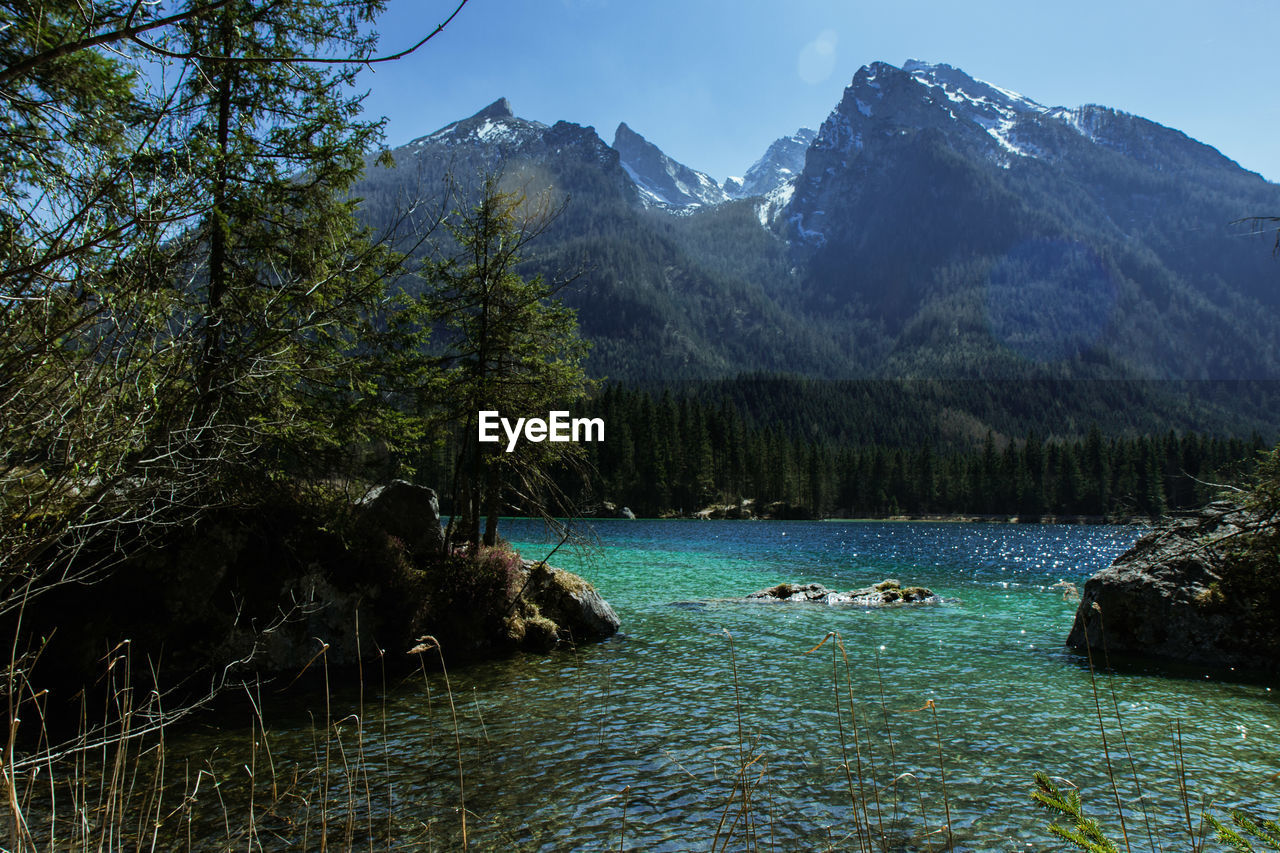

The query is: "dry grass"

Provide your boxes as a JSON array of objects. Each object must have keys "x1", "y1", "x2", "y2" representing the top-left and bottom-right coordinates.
[
  {"x1": 3, "y1": 617, "x2": 1257, "y2": 853},
  {"x1": 0, "y1": 632, "x2": 479, "y2": 853}
]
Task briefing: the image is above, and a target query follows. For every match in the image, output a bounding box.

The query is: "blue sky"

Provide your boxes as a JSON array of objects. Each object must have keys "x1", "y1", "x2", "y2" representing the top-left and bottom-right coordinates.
[{"x1": 358, "y1": 0, "x2": 1280, "y2": 184}]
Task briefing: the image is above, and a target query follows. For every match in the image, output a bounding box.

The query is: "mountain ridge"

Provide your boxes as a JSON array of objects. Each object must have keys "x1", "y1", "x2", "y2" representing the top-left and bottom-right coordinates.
[
  {"x1": 353, "y1": 63, "x2": 1280, "y2": 389},
  {"x1": 612, "y1": 122, "x2": 729, "y2": 209}
]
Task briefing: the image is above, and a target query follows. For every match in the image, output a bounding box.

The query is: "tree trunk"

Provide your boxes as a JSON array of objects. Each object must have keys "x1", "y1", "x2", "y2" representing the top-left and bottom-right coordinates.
[
  {"x1": 197, "y1": 12, "x2": 235, "y2": 418},
  {"x1": 482, "y1": 451, "x2": 502, "y2": 546}
]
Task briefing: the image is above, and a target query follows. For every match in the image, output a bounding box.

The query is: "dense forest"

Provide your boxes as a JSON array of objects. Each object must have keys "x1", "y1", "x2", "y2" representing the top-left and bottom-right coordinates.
[{"x1": 415, "y1": 381, "x2": 1269, "y2": 521}]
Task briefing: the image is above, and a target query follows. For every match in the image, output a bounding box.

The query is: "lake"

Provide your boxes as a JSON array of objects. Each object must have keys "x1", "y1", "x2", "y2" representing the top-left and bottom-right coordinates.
[{"x1": 178, "y1": 519, "x2": 1280, "y2": 851}]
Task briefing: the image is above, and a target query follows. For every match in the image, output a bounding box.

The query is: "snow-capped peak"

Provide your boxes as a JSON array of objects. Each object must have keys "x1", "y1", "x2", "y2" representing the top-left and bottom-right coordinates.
[
  {"x1": 898, "y1": 60, "x2": 1049, "y2": 158},
  {"x1": 731, "y1": 128, "x2": 817, "y2": 199},
  {"x1": 410, "y1": 97, "x2": 547, "y2": 149},
  {"x1": 901, "y1": 61, "x2": 1044, "y2": 115},
  {"x1": 612, "y1": 122, "x2": 729, "y2": 210}
]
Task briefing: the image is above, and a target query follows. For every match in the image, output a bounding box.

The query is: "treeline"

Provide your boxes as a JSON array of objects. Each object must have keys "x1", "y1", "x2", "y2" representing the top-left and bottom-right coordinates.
[{"x1": 545, "y1": 385, "x2": 1266, "y2": 519}]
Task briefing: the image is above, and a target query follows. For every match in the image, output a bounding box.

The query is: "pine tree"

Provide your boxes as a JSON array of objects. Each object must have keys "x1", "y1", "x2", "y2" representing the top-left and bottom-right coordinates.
[
  {"x1": 979, "y1": 430, "x2": 1000, "y2": 513},
  {"x1": 1081, "y1": 424, "x2": 1110, "y2": 516},
  {"x1": 429, "y1": 178, "x2": 591, "y2": 547},
  {"x1": 0, "y1": 0, "x2": 420, "y2": 616},
  {"x1": 0, "y1": 1, "x2": 214, "y2": 615},
  {"x1": 172, "y1": 0, "x2": 406, "y2": 481}
]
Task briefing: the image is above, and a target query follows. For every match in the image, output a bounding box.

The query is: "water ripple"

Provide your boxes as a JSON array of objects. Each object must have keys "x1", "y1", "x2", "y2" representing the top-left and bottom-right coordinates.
[{"x1": 173, "y1": 521, "x2": 1280, "y2": 851}]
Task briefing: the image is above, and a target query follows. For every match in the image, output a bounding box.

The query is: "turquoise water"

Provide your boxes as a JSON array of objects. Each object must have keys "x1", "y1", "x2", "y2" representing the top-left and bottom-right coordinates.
[{"x1": 188, "y1": 520, "x2": 1280, "y2": 851}]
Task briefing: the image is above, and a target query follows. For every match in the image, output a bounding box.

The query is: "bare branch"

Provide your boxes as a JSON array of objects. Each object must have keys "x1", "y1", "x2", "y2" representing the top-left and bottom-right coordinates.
[
  {"x1": 0, "y1": 0, "x2": 235, "y2": 86},
  {"x1": 128, "y1": 0, "x2": 468, "y2": 67}
]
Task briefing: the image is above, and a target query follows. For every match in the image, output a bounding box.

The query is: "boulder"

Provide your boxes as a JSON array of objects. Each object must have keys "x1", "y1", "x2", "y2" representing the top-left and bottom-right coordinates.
[
  {"x1": 359, "y1": 480, "x2": 444, "y2": 557},
  {"x1": 518, "y1": 560, "x2": 621, "y2": 641},
  {"x1": 748, "y1": 578, "x2": 941, "y2": 606},
  {"x1": 618, "y1": 506, "x2": 636, "y2": 520},
  {"x1": 694, "y1": 501, "x2": 756, "y2": 520},
  {"x1": 1066, "y1": 503, "x2": 1277, "y2": 671}
]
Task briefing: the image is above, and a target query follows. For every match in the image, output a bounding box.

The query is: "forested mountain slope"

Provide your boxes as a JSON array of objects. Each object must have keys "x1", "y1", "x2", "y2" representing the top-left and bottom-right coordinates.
[{"x1": 354, "y1": 63, "x2": 1280, "y2": 394}]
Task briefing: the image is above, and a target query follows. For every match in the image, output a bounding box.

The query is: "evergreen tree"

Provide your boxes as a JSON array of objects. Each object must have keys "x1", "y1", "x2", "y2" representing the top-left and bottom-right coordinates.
[
  {"x1": 1080, "y1": 424, "x2": 1110, "y2": 516},
  {"x1": 0, "y1": 0, "x2": 425, "y2": 616},
  {"x1": 1021, "y1": 431, "x2": 1046, "y2": 517},
  {"x1": 429, "y1": 178, "x2": 591, "y2": 547},
  {"x1": 172, "y1": 0, "x2": 407, "y2": 480}
]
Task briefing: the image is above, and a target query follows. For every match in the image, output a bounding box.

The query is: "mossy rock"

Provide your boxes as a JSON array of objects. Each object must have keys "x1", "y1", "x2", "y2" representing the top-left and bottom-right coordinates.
[{"x1": 521, "y1": 615, "x2": 560, "y2": 651}]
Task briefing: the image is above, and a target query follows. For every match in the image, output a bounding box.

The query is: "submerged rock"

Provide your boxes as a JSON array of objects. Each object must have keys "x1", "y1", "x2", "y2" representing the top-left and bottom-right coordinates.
[
  {"x1": 748, "y1": 578, "x2": 941, "y2": 606},
  {"x1": 1066, "y1": 503, "x2": 1278, "y2": 672}
]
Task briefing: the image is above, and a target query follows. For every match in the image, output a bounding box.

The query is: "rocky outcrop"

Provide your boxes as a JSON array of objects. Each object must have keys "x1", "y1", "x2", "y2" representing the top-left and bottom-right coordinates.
[
  {"x1": 597, "y1": 501, "x2": 637, "y2": 519},
  {"x1": 1066, "y1": 503, "x2": 1278, "y2": 672},
  {"x1": 359, "y1": 479, "x2": 445, "y2": 557},
  {"x1": 748, "y1": 578, "x2": 941, "y2": 606},
  {"x1": 20, "y1": 480, "x2": 625, "y2": 733},
  {"x1": 694, "y1": 500, "x2": 755, "y2": 520},
  {"x1": 515, "y1": 560, "x2": 621, "y2": 644}
]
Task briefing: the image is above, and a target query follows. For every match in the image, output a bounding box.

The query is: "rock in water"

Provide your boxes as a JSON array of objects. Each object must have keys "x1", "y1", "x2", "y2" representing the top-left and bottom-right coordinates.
[
  {"x1": 1066, "y1": 503, "x2": 1277, "y2": 672},
  {"x1": 359, "y1": 480, "x2": 445, "y2": 557},
  {"x1": 748, "y1": 578, "x2": 941, "y2": 606},
  {"x1": 520, "y1": 560, "x2": 621, "y2": 641}
]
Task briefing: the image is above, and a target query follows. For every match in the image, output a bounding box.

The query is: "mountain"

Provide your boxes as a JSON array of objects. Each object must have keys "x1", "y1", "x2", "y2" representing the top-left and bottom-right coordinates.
[
  {"x1": 357, "y1": 97, "x2": 638, "y2": 229},
  {"x1": 730, "y1": 127, "x2": 817, "y2": 199},
  {"x1": 355, "y1": 99, "x2": 841, "y2": 380},
  {"x1": 785, "y1": 60, "x2": 1280, "y2": 379},
  {"x1": 611, "y1": 122, "x2": 730, "y2": 209},
  {"x1": 353, "y1": 67, "x2": 1280, "y2": 395}
]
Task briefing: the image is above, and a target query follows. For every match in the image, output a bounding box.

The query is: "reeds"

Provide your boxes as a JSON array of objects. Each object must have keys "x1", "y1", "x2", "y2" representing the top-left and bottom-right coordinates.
[
  {"x1": 1028, "y1": 602, "x2": 1280, "y2": 853},
  {"x1": 0, "y1": 633, "x2": 478, "y2": 852},
  {"x1": 2, "y1": 613, "x2": 1272, "y2": 852},
  {"x1": 705, "y1": 628, "x2": 959, "y2": 853}
]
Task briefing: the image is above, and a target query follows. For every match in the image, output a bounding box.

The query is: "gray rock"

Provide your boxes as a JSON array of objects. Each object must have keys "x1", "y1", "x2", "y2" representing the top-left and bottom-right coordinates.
[
  {"x1": 747, "y1": 578, "x2": 941, "y2": 606},
  {"x1": 1066, "y1": 504, "x2": 1274, "y2": 671},
  {"x1": 359, "y1": 480, "x2": 444, "y2": 557},
  {"x1": 618, "y1": 506, "x2": 636, "y2": 519},
  {"x1": 521, "y1": 560, "x2": 621, "y2": 641},
  {"x1": 219, "y1": 565, "x2": 378, "y2": 673}
]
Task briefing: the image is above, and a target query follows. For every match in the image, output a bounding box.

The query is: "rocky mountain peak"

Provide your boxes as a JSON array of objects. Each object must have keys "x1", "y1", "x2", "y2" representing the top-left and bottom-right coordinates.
[
  {"x1": 613, "y1": 121, "x2": 642, "y2": 146},
  {"x1": 410, "y1": 96, "x2": 546, "y2": 151},
  {"x1": 611, "y1": 122, "x2": 728, "y2": 210},
  {"x1": 470, "y1": 97, "x2": 514, "y2": 121},
  {"x1": 800, "y1": 59, "x2": 1048, "y2": 188},
  {"x1": 732, "y1": 127, "x2": 817, "y2": 200}
]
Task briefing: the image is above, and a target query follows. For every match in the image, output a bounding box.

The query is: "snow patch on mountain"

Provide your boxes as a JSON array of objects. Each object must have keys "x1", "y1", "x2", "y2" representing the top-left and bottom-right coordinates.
[
  {"x1": 731, "y1": 128, "x2": 817, "y2": 200},
  {"x1": 901, "y1": 60, "x2": 1050, "y2": 161},
  {"x1": 612, "y1": 122, "x2": 728, "y2": 210},
  {"x1": 787, "y1": 210, "x2": 825, "y2": 246},
  {"x1": 413, "y1": 98, "x2": 547, "y2": 150},
  {"x1": 755, "y1": 181, "x2": 795, "y2": 227},
  {"x1": 620, "y1": 161, "x2": 677, "y2": 207}
]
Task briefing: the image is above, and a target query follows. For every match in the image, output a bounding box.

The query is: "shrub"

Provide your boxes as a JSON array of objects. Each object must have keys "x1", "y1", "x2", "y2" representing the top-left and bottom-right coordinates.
[{"x1": 414, "y1": 545, "x2": 525, "y2": 656}]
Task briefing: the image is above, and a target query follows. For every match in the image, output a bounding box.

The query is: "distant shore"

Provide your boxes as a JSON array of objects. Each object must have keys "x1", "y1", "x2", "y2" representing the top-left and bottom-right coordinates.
[{"x1": 578, "y1": 509, "x2": 1152, "y2": 525}]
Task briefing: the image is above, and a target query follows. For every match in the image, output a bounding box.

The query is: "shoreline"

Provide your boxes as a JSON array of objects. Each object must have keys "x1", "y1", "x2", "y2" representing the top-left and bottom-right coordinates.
[{"x1": 575, "y1": 512, "x2": 1151, "y2": 525}]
